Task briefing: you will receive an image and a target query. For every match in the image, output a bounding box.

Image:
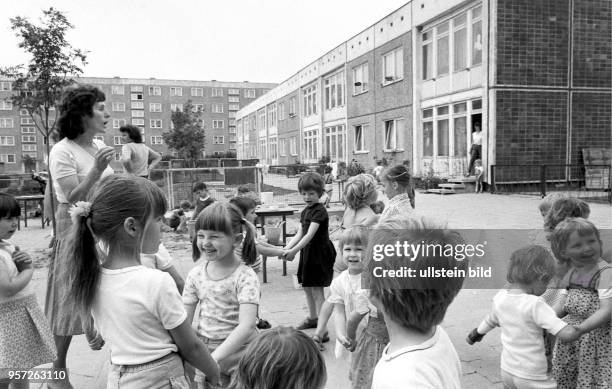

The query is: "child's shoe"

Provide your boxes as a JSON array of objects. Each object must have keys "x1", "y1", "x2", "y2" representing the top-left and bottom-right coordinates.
[{"x1": 256, "y1": 318, "x2": 271, "y2": 329}]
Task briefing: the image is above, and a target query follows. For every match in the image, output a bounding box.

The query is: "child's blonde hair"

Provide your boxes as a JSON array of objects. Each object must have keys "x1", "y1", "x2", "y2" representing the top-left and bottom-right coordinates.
[
  {"x1": 228, "y1": 326, "x2": 326, "y2": 389},
  {"x1": 544, "y1": 197, "x2": 590, "y2": 232},
  {"x1": 339, "y1": 225, "x2": 369, "y2": 251},
  {"x1": 538, "y1": 192, "x2": 567, "y2": 216},
  {"x1": 343, "y1": 173, "x2": 378, "y2": 210},
  {"x1": 506, "y1": 245, "x2": 556, "y2": 285},
  {"x1": 550, "y1": 218, "x2": 601, "y2": 265}
]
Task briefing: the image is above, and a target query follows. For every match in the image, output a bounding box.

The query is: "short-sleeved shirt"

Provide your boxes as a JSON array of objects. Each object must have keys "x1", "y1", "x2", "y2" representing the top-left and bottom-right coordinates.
[
  {"x1": 354, "y1": 289, "x2": 379, "y2": 318},
  {"x1": 183, "y1": 262, "x2": 260, "y2": 339},
  {"x1": 328, "y1": 270, "x2": 362, "y2": 317},
  {"x1": 49, "y1": 138, "x2": 114, "y2": 203},
  {"x1": 0, "y1": 241, "x2": 33, "y2": 302},
  {"x1": 372, "y1": 326, "x2": 461, "y2": 389},
  {"x1": 92, "y1": 266, "x2": 187, "y2": 365},
  {"x1": 472, "y1": 131, "x2": 483, "y2": 145},
  {"x1": 476, "y1": 290, "x2": 568, "y2": 380},
  {"x1": 121, "y1": 143, "x2": 152, "y2": 177}
]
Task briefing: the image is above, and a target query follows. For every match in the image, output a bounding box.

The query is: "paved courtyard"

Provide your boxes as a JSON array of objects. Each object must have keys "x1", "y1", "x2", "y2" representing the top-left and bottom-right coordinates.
[{"x1": 15, "y1": 192, "x2": 612, "y2": 389}]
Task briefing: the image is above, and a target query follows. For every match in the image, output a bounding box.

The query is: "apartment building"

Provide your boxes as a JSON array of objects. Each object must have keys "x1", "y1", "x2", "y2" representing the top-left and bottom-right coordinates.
[
  {"x1": 237, "y1": 0, "x2": 612, "y2": 182},
  {"x1": 0, "y1": 77, "x2": 276, "y2": 173}
]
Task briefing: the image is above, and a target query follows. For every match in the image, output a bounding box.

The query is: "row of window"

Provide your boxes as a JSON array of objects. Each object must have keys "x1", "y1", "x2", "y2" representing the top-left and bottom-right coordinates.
[
  {"x1": 110, "y1": 85, "x2": 259, "y2": 98},
  {"x1": 0, "y1": 117, "x2": 38, "y2": 128},
  {"x1": 0, "y1": 135, "x2": 40, "y2": 145},
  {"x1": 110, "y1": 118, "x2": 229, "y2": 129},
  {"x1": 114, "y1": 101, "x2": 235, "y2": 113}
]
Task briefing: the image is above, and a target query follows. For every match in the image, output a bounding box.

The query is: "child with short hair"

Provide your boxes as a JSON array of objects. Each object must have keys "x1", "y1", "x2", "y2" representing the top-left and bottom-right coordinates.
[
  {"x1": 167, "y1": 200, "x2": 192, "y2": 232},
  {"x1": 191, "y1": 182, "x2": 215, "y2": 220},
  {"x1": 185, "y1": 202, "x2": 260, "y2": 387},
  {"x1": 0, "y1": 193, "x2": 57, "y2": 388},
  {"x1": 367, "y1": 217, "x2": 466, "y2": 389},
  {"x1": 323, "y1": 166, "x2": 334, "y2": 207},
  {"x1": 474, "y1": 159, "x2": 484, "y2": 193},
  {"x1": 538, "y1": 193, "x2": 568, "y2": 218},
  {"x1": 64, "y1": 175, "x2": 219, "y2": 387},
  {"x1": 550, "y1": 218, "x2": 612, "y2": 388},
  {"x1": 227, "y1": 326, "x2": 327, "y2": 389},
  {"x1": 284, "y1": 172, "x2": 336, "y2": 332},
  {"x1": 467, "y1": 245, "x2": 581, "y2": 388},
  {"x1": 235, "y1": 185, "x2": 261, "y2": 205},
  {"x1": 544, "y1": 197, "x2": 590, "y2": 234},
  {"x1": 379, "y1": 165, "x2": 416, "y2": 221}
]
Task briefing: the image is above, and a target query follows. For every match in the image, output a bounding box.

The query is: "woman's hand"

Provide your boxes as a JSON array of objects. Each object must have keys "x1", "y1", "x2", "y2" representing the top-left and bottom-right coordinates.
[
  {"x1": 93, "y1": 146, "x2": 116, "y2": 173},
  {"x1": 12, "y1": 251, "x2": 33, "y2": 272}
]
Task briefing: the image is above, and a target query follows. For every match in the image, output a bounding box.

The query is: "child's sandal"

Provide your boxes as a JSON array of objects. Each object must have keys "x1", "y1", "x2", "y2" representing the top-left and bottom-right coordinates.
[{"x1": 312, "y1": 335, "x2": 326, "y2": 351}]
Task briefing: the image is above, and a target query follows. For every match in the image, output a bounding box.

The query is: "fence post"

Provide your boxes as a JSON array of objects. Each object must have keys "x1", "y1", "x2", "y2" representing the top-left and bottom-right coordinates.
[
  {"x1": 540, "y1": 165, "x2": 547, "y2": 198},
  {"x1": 490, "y1": 165, "x2": 496, "y2": 193}
]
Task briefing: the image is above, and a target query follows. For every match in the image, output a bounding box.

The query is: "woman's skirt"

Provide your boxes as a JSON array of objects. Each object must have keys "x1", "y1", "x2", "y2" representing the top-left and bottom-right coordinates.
[
  {"x1": 0, "y1": 295, "x2": 57, "y2": 379},
  {"x1": 45, "y1": 204, "x2": 83, "y2": 335}
]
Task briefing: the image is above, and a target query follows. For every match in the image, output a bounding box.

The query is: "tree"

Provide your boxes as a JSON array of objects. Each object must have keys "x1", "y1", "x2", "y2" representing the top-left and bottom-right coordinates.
[
  {"x1": 163, "y1": 101, "x2": 206, "y2": 167},
  {"x1": 0, "y1": 8, "x2": 88, "y2": 234}
]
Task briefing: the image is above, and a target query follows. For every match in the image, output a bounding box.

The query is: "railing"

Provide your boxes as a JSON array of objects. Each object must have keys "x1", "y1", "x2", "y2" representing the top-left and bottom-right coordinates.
[{"x1": 490, "y1": 164, "x2": 611, "y2": 204}]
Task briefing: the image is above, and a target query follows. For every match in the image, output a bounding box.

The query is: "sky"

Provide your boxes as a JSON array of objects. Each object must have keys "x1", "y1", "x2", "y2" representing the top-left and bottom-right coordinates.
[{"x1": 1, "y1": 0, "x2": 409, "y2": 84}]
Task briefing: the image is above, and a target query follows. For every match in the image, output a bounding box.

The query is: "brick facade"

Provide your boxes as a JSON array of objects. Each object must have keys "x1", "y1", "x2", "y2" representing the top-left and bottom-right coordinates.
[{"x1": 570, "y1": 92, "x2": 612, "y2": 165}]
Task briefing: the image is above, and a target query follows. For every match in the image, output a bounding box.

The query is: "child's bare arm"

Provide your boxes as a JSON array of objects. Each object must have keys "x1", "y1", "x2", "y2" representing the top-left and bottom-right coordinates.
[
  {"x1": 163, "y1": 265, "x2": 185, "y2": 294},
  {"x1": 284, "y1": 225, "x2": 302, "y2": 250},
  {"x1": 555, "y1": 324, "x2": 582, "y2": 342},
  {"x1": 0, "y1": 252, "x2": 33, "y2": 297},
  {"x1": 346, "y1": 310, "x2": 368, "y2": 340},
  {"x1": 287, "y1": 222, "x2": 320, "y2": 256},
  {"x1": 575, "y1": 298, "x2": 611, "y2": 334},
  {"x1": 184, "y1": 303, "x2": 197, "y2": 327},
  {"x1": 466, "y1": 314, "x2": 498, "y2": 345},
  {"x1": 553, "y1": 294, "x2": 568, "y2": 317},
  {"x1": 333, "y1": 304, "x2": 348, "y2": 340},
  {"x1": 211, "y1": 303, "x2": 258, "y2": 363},
  {"x1": 169, "y1": 319, "x2": 220, "y2": 385}
]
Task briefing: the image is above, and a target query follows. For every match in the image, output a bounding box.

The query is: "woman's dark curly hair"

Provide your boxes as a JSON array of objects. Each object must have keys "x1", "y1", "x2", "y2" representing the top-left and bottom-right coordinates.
[
  {"x1": 119, "y1": 124, "x2": 143, "y2": 143},
  {"x1": 57, "y1": 84, "x2": 106, "y2": 140}
]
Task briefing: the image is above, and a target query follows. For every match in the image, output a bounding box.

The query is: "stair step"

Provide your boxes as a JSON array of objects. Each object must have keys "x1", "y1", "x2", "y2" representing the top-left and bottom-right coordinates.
[
  {"x1": 426, "y1": 188, "x2": 457, "y2": 195},
  {"x1": 439, "y1": 183, "x2": 466, "y2": 189},
  {"x1": 448, "y1": 176, "x2": 477, "y2": 184}
]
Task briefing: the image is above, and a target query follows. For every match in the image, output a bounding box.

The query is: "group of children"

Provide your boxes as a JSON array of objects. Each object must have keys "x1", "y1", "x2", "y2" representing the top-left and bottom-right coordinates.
[{"x1": 1, "y1": 167, "x2": 611, "y2": 389}]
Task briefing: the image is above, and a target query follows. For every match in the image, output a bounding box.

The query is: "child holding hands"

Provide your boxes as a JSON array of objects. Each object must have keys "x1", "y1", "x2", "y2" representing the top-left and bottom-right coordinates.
[
  {"x1": 0, "y1": 193, "x2": 56, "y2": 389},
  {"x1": 284, "y1": 172, "x2": 336, "y2": 331}
]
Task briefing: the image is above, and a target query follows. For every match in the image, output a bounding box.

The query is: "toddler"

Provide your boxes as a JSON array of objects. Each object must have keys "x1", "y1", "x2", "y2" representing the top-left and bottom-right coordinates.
[{"x1": 191, "y1": 182, "x2": 215, "y2": 220}]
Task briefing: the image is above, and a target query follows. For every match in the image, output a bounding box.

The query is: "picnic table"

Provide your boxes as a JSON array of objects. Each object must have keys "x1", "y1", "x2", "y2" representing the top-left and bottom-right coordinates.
[{"x1": 15, "y1": 194, "x2": 45, "y2": 229}]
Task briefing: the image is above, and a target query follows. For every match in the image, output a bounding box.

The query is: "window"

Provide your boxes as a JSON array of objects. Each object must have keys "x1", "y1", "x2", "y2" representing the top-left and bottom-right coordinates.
[
  {"x1": 437, "y1": 106, "x2": 449, "y2": 156},
  {"x1": 0, "y1": 82, "x2": 12, "y2": 91},
  {"x1": 422, "y1": 31, "x2": 434, "y2": 80},
  {"x1": 257, "y1": 110, "x2": 266, "y2": 130},
  {"x1": 111, "y1": 85, "x2": 124, "y2": 95},
  {"x1": 21, "y1": 117, "x2": 34, "y2": 125},
  {"x1": 149, "y1": 103, "x2": 162, "y2": 112},
  {"x1": 93, "y1": 135, "x2": 105, "y2": 142},
  {"x1": 289, "y1": 97, "x2": 296, "y2": 116},
  {"x1": 132, "y1": 110, "x2": 144, "y2": 118},
  {"x1": 228, "y1": 89, "x2": 239, "y2": 95},
  {"x1": 229, "y1": 127, "x2": 236, "y2": 134},
  {"x1": 290, "y1": 137, "x2": 297, "y2": 155},
  {"x1": 148, "y1": 86, "x2": 161, "y2": 96},
  {"x1": 472, "y1": 6, "x2": 482, "y2": 66},
  {"x1": 436, "y1": 23, "x2": 450, "y2": 76},
  {"x1": 21, "y1": 135, "x2": 36, "y2": 143},
  {"x1": 171, "y1": 103, "x2": 183, "y2": 112},
  {"x1": 453, "y1": 14, "x2": 468, "y2": 71},
  {"x1": 244, "y1": 89, "x2": 256, "y2": 98},
  {"x1": 150, "y1": 136, "x2": 163, "y2": 145},
  {"x1": 0, "y1": 154, "x2": 15, "y2": 163},
  {"x1": 453, "y1": 103, "x2": 468, "y2": 157},
  {"x1": 278, "y1": 102, "x2": 286, "y2": 120},
  {"x1": 324, "y1": 125, "x2": 345, "y2": 161},
  {"x1": 354, "y1": 124, "x2": 368, "y2": 151},
  {"x1": 0, "y1": 118, "x2": 13, "y2": 128},
  {"x1": 302, "y1": 84, "x2": 317, "y2": 117},
  {"x1": 279, "y1": 138, "x2": 287, "y2": 156},
  {"x1": 229, "y1": 96, "x2": 239, "y2": 103},
  {"x1": 353, "y1": 63, "x2": 369, "y2": 94},
  {"x1": 0, "y1": 100, "x2": 12, "y2": 110},
  {"x1": 191, "y1": 88, "x2": 203, "y2": 97},
  {"x1": 423, "y1": 109, "x2": 434, "y2": 156},
  {"x1": 112, "y1": 102, "x2": 125, "y2": 112},
  {"x1": 228, "y1": 112, "x2": 236, "y2": 118},
  {"x1": 384, "y1": 119, "x2": 403, "y2": 150},
  {"x1": 131, "y1": 118, "x2": 145, "y2": 126},
  {"x1": 303, "y1": 129, "x2": 318, "y2": 161},
  {"x1": 212, "y1": 88, "x2": 223, "y2": 97},
  {"x1": 0, "y1": 136, "x2": 15, "y2": 146},
  {"x1": 21, "y1": 127, "x2": 35, "y2": 134},
  {"x1": 150, "y1": 119, "x2": 163, "y2": 128},
  {"x1": 213, "y1": 120, "x2": 224, "y2": 129},
  {"x1": 131, "y1": 93, "x2": 143, "y2": 101},
  {"x1": 113, "y1": 119, "x2": 127, "y2": 128},
  {"x1": 267, "y1": 104, "x2": 277, "y2": 127},
  {"x1": 228, "y1": 104, "x2": 240, "y2": 111},
  {"x1": 22, "y1": 144, "x2": 37, "y2": 152},
  {"x1": 213, "y1": 136, "x2": 225, "y2": 144},
  {"x1": 382, "y1": 48, "x2": 404, "y2": 84},
  {"x1": 212, "y1": 104, "x2": 224, "y2": 113},
  {"x1": 324, "y1": 71, "x2": 345, "y2": 109},
  {"x1": 113, "y1": 136, "x2": 124, "y2": 145},
  {"x1": 229, "y1": 119, "x2": 236, "y2": 126},
  {"x1": 170, "y1": 87, "x2": 182, "y2": 96},
  {"x1": 192, "y1": 104, "x2": 204, "y2": 112},
  {"x1": 130, "y1": 86, "x2": 143, "y2": 92},
  {"x1": 131, "y1": 101, "x2": 144, "y2": 109},
  {"x1": 23, "y1": 152, "x2": 37, "y2": 159}
]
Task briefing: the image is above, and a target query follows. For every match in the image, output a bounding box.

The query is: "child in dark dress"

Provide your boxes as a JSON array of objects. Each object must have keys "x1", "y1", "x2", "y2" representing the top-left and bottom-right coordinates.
[{"x1": 284, "y1": 172, "x2": 336, "y2": 332}]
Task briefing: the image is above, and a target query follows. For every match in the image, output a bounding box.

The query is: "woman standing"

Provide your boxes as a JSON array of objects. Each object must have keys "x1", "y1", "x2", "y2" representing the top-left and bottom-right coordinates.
[
  {"x1": 467, "y1": 122, "x2": 482, "y2": 176},
  {"x1": 379, "y1": 164, "x2": 416, "y2": 222},
  {"x1": 46, "y1": 84, "x2": 115, "y2": 389},
  {"x1": 119, "y1": 124, "x2": 161, "y2": 178}
]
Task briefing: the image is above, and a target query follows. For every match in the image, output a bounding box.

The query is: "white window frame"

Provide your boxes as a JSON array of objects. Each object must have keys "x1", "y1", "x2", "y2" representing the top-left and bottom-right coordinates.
[
  {"x1": 213, "y1": 136, "x2": 225, "y2": 144},
  {"x1": 111, "y1": 85, "x2": 124, "y2": 95},
  {"x1": 278, "y1": 102, "x2": 286, "y2": 120},
  {"x1": 0, "y1": 82, "x2": 12, "y2": 91},
  {"x1": 290, "y1": 137, "x2": 297, "y2": 155},
  {"x1": 257, "y1": 110, "x2": 266, "y2": 130},
  {"x1": 244, "y1": 89, "x2": 256, "y2": 98},
  {"x1": 383, "y1": 119, "x2": 403, "y2": 151},
  {"x1": 113, "y1": 119, "x2": 127, "y2": 128},
  {"x1": 21, "y1": 135, "x2": 36, "y2": 143},
  {"x1": 289, "y1": 97, "x2": 296, "y2": 116},
  {"x1": 0, "y1": 154, "x2": 15, "y2": 163},
  {"x1": 324, "y1": 71, "x2": 345, "y2": 110},
  {"x1": 170, "y1": 87, "x2": 182, "y2": 96},
  {"x1": 267, "y1": 104, "x2": 277, "y2": 128},
  {"x1": 279, "y1": 138, "x2": 287, "y2": 156},
  {"x1": 21, "y1": 127, "x2": 35, "y2": 134},
  {"x1": 324, "y1": 124, "x2": 346, "y2": 162},
  {"x1": 114, "y1": 136, "x2": 125, "y2": 145},
  {"x1": 149, "y1": 103, "x2": 162, "y2": 112},
  {"x1": 171, "y1": 103, "x2": 184, "y2": 112},
  {"x1": 302, "y1": 84, "x2": 317, "y2": 117},
  {"x1": 112, "y1": 102, "x2": 125, "y2": 112},
  {"x1": 353, "y1": 63, "x2": 369, "y2": 95},
  {"x1": 131, "y1": 101, "x2": 144, "y2": 109},
  {"x1": 131, "y1": 85, "x2": 143, "y2": 92},
  {"x1": 148, "y1": 86, "x2": 161, "y2": 96},
  {"x1": 93, "y1": 135, "x2": 105, "y2": 142},
  {"x1": 228, "y1": 104, "x2": 240, "y2": 111},
  {"x1": 150, "y1": 119, "x2": 163, "y2": 129},
  {"x1": 131, "y1": 118, "x2": 145, "y2": 126},
  {"x1": 382, "y1": 48, "x2": 404, "y2": 85},
  {"x1": 21, "y1": 117, "x2": 34, "y2": 125},
  {"x1": 303, "y1": 129, "x2": 319, "y2": 162},
  {"x1": 212, "y1": 88, "x2": 223, "y2": 97},
  {"x1": 0, "y1": 136, "x2": 15, "y2": 146},
  {"x1": 229, "y1": 96, "x2": 240, "y2": 103},
  {"x1": 22, "y1": 144, "x2": 37, "y2": 152},
  {"x1": 212, "y1": 104, "x2": 224, "y2": 113},
  {"x1": 192, "y1": 104, "x2": 204, "y2": 113},
  {"x1": 0, "y1": 100, "x2": 12, "y2": 110},
  {"x1": 150, "y1": 136, "x2": 163, "y2": 145},
  {"x1": 0, "y1": 118, "x2": 13, "y2": 128},
  {"x1": 212, "y1": 120, "x2": 224, "y2": 129},
  {"x1": 131, "y1": 110, "x2": 144, "y2": 118},
  {"x1": 130, "y1": 93, "x2": 143, "y2": 101},
  {"x1": 228, "y1": 89, "x2": 239, "y2": 95},
  {"x1": 190, "y1": 87, "x2": 203, "y2": 97},
  {"x1": 453, "y1": 13, "x2": 468, "y2": 72},
  {"x1": 354, "y1": 124, "x2": 368, "y2": 152}
]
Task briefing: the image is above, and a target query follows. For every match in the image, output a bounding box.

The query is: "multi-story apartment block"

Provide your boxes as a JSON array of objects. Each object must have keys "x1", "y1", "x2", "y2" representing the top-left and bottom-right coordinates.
[
  {"x1": 237, "y1": 0, "x2": 611, "y2": 183},
  {"x1": 0, "y1": 77, "x2": 276, "y2": 173}
]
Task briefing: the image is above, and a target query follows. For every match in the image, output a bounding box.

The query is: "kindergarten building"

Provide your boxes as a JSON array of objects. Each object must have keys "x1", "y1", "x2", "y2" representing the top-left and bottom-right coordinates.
[{"x1": 236, "y1": 0, "x2": 612, "y2": 183}]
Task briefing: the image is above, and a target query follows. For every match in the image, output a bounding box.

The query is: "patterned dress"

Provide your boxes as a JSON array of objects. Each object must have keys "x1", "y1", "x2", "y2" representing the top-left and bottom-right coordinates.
[
  {"x1": 553, "y1": 263, "x2": 612, "y2": 388},
  {"x1": 379, "y1": 192, "x2": 415, "y2": 222}
]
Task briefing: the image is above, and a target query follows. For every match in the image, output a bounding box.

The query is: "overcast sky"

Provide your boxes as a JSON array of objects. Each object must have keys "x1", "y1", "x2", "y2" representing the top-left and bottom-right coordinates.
[{"x1": 1, "y1": 0, "x2": 408, "y2": 84}]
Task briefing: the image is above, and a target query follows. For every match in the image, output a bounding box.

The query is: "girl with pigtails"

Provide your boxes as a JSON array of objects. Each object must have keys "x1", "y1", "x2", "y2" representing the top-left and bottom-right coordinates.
[{"x1": 63, "y1": 175, "x2": 219, "y2": 388}]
